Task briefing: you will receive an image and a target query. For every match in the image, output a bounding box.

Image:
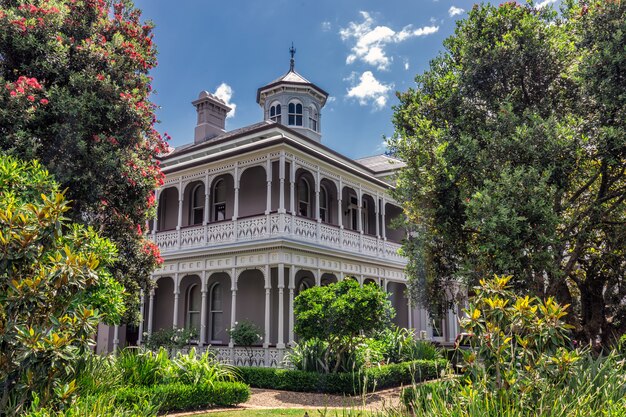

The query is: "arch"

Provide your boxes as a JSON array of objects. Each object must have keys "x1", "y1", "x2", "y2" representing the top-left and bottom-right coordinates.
[
  {"x1": 294, "y1": 269, "x2": 315, "y2": 296},
  {"x1": 319, "y1": 178, "x2": 338, "y2": 225},
  {"x1": 210, "y1": 174, "x2": 234, "y2": 221},
  {"x1": 362, "y1": 194, "x2": 377, "y2": 236},
  {"x1": 157, "y1": 187, "x2": 178, "y2": 231},
  {"x1": 363, "y1": 278, "x2": 378, "y2": 286},
  {"x1": 185, "y1": 283, "x2": 201, "y2": 332},
  {"x1": 309, "y1": 104, "x2": 318, "y2": 131},
  {"x1": 235, "y1": 269, "x2": 265, "y2": 346},
  {"x1": 182, "y1": 180, "x2": 205, "y2": 227},
  {"x1": 153, "y1": 276, "x2": 175, "y2": 331},
  {"x1": 295, "y1": 169, "x2": 316, "y2": 219},
  {"x1": 387, "y1": 281, "x2": 409, "y2": 329},
  {"x1": 341, "y1": 186, "x2": 359, "y2": 231},
  {"x1": 269, "y1": 102, "x2": 282, "y2": 124},
  {"x1": 288, "y1": 100, "x2": 303, "y2": 126},
  {"x1": 385, "y1": 203, "x2": 405, "y2": 242},
  {"x1": 207, "y1": 272, "x2": 232, "y2": 345},
  {"x1": 320, "y1": 273, "x2": 337, "y2": 286},
  {"x1": 239, "y1": 165, "x2": 267, "y2": 217}
]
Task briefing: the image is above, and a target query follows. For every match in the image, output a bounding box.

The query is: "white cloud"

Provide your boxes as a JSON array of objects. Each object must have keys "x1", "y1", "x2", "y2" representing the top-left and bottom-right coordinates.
[
  {"x1": 536, "y1": 0, "x2": 557, "y2": 8},
  {"x1": 213, "y1": 83, "x2": 236, "y2": 119},
  {"x1": 448, "y1": 6, "x2": 465, "y2": 17},
  {"x1": 403, "y1": 58, "x2": 410, "y2": 71},
  {"x1": 321, "y1": 21, "x2": 331, "y2": 31},
  {"x1": 346, "y1": 71, "x2": 393, "y2": 111},
  {"x1": 340, "y1": 11, "x2": 439, "y2": 70},
  {"x1": 326, "y1": 96, "x2": 336, "y2": 103}
]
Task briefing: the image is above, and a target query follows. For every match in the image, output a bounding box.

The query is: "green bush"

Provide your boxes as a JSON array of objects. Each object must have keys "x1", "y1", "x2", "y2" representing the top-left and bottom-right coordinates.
[
  {"x1": 115, "y1": 348, "x2": 170, "y2": 387},
  {"x1": 115, "y1": 381, "x2": 250, "y2": 412},
  {"x1": 143, "y1": 328, "x2": 197, "y2": 351},
  {"x1": 237, "y1": 358, "x2": 447, "y2": 394},
  {"x1": 227, "y1": 320, "x2": 263, "y2": 346}
]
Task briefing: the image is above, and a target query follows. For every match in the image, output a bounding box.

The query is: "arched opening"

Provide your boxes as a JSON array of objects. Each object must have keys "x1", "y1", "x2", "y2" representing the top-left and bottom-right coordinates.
[
  {"x1": 295, "y1": 270, "x2": 315, "y2": 296},
  {"x1": 211, "y1": 174, "x2": 234, "y2": 222},
  {"x1": 209, "y1": 282, "x2": 223, "y2": 342},
  {"x1": 320, "y1": 273, "x2": 337, "y2": 286},
  {"x1": 387, "y1": 281, "x2": 409, "y2": 329},
  {"x1": 362, "y1": 194, "x2": 377, "y2": 236},
  {"x1": 157, "y1": 187, "x2": 178, "y2": 231},
  {"x1": 236, "y1": 269, "x2": 265, "y2": 346},
  {"x1": 295, "y1": 169, "x2": 315, "y2": 219},
  {"x1": 182, "y1": 180, "x2": 205, "y2": 227},
  {"x1": 207, "y1": 272, "x2": 231, "y2": 345},
  {"x1": 288, "y1": 101, "x2": 303, "y2": 126},
  {"x1": 239, "y1": 165, "x2": 267, "y2": 217},
  {"x1": 342, "y1": 186, "x2": 359, "y2": 231},
  {"x1": 385, "y1": 203, "x2": 405, "y2": 242},
  {"x1": 153, "y1": 276, "x2": 174, "y2": 331},
  {"x1": 185, "y1": 284, "x2": 201, "y2": 332},
  {"x1": 319, "y1": 178, "x2": 338, "y2": 225}
]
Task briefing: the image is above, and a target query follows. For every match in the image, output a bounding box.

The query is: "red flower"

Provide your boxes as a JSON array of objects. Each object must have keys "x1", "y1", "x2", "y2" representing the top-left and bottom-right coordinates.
[
  {"x1": 39, "y1": 98, "x2": 49, "y2": 105},
  {"x1": 27, "y1": 95, "x2": 35, "y2": 102}
]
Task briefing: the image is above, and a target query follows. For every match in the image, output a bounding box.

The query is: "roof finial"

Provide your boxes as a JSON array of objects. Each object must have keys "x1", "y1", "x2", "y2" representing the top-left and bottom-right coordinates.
[{"x1": 289, "y1": 42, "x2": 296, "y2": 71}]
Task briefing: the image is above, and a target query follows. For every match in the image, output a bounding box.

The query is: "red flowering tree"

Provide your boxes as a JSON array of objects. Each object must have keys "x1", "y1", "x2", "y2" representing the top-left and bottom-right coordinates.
[{"x1": 0, "y1": 0, "x2": 168, "y2": 322}]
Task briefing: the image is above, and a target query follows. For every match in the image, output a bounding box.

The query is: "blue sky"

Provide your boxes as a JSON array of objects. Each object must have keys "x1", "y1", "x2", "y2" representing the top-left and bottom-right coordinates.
[{"x1": 134, "y1": 0, "x2": 560, "y2": 159}]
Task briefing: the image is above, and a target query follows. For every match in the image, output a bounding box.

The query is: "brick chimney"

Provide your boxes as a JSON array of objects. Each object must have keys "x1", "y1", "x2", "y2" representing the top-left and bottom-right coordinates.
[{"x1": 192, "y1": 91, "x2": 232, "y2": 143}]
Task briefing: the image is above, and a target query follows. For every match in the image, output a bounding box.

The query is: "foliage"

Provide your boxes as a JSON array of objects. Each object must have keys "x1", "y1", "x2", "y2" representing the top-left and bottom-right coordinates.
[
  {"x1": 227, "y1": 320, "x2": 262, "y2": 347},
  {"x1": 374, "y1": 327, "x2": 441, "y2": 363},
  {"x1": 115, "y1": 348, "x2": 170, "y2": 387},
  {"x1": 0, "y1": 156, "x2": 125, "y2": 414},
  {"x1": 143, "y1": 327, "x2": 197, "y2": 351},
  {"x1": 114, "y1": 381, "x2": 250, "y2": 412},
  {"x1": 168, "y1": 347, "x2": 237, "y2": 386},
  {"x1": 389, "y1": 0, "x2": 626, "y2": 345},
  {"x1": 294, "y1": 279, "x2": 394, "y2": 372},
  {"x1": 0, "y1": 0, "x2": 170, "y2": 322},
  {"x1": 237, "y1": 359, "x2": 447, "y2": 395},
  {"x1": 23, "y1": 392, "x2": 159, "y2": 417}
]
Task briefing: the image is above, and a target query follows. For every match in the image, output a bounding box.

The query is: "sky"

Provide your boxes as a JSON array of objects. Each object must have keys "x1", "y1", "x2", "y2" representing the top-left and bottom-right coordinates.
[{"x1": 133, "y1": 0, "x2": 560, "y2": 159}]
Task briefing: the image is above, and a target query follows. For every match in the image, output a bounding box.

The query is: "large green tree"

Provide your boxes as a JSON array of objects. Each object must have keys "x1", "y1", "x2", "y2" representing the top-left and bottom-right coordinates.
[
  {"x1": 0, "y1": 0, "x2": 167, "y2": 321},
  {"x1": 0, "y1": 155, "x2": 125, "y2": 414},
  {"x1": 389, "y1": 0, "x2": 625, "y2": 346}
]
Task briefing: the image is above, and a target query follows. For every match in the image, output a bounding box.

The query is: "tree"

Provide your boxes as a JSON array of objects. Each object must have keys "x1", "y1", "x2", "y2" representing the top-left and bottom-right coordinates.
[
  {"x1": 294, "y1": 279, "x2": 394, "y2": 373},
  {"x1": 0, "y1": 0, "x2": 168, "y2": 321},
  {"x1": 389, "y1": 1, "x2": 626, "y2": 346},
  {"x1": 0, "y1": 155, "x2": 125, "y2": 414}
]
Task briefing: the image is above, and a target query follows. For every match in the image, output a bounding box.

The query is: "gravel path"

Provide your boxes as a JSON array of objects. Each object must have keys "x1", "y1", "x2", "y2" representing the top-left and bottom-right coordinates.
[{"x1": 171, "y1": 386, "x2": 406, "y2": 415}]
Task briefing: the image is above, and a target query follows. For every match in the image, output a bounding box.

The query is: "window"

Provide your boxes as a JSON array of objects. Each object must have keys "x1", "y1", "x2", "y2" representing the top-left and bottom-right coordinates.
[
  {"x1": 213, "y1": 179, "x2": 226, "y2": 221},
  {"x1": 210, "y1": 283, "x2": 223, "y2": 342},
  {"x1": 319, "y1": 185, "x2": 328, "y2": 222},
  {"x1": 190, "y1": 184, "x2": 204, "y2": 225},
  {"x1": 269, "y1": 103, "x2": 281, "y2": 123},
  {"x1": 297, "y1": 177, "x2": 310, "y2": 217},
  {"x1": 186, "y1": 284, "x2": 201, "y2": 334},
  {"x1": 309, "y1": 106, "x2": 318, "y2": 131},
  {"x1": 349, "y1": 195, "x2": 358, "y2": 231},
  {"x1": 288, "y1": 101, "x2": 303, "y2": 126}
]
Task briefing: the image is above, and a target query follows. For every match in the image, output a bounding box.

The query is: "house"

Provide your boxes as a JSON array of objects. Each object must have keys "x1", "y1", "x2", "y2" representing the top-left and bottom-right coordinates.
[{"x1": 97, "y1": 51, "x2": 462, "y2": 365}]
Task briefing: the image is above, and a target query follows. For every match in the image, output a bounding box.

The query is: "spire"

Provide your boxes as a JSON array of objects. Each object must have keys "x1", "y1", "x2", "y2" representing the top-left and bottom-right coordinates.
[{"x1": 289, "y1": 42, "x2": 296, "y2": 71}]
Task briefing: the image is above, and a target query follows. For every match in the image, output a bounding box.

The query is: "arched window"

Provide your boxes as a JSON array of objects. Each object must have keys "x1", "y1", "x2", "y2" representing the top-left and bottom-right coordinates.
[
  {"x1": 209, "y1": 283, "x2": 223, "y2": 342},
  {"x1": 288, "y1": 101, "x2": 303, "y2": 126},
  {"x1": 309, "y1": 106, "x2": 318, "y2": 131},
  {"x1": 349, "y1": 194, "x2": 358, "y2": 231},
  {"x1": 269, "y1": 103, "x2": 281, "y2": 123},
  {"x1": 319, "y1": 185, "x2": 328, "y2": 222},
  {"x1": 186, "y1": 284, "x2": 201, "y2": 333},
  {"x1": 213, "y1": 179, "x2": 226, "y2": 221},
  {"x1": 190, "y1": 184, "x2": 204, "y2": 225},
  {"x1": 297, "y1": 177, "x2": 310, "y2": 217}
]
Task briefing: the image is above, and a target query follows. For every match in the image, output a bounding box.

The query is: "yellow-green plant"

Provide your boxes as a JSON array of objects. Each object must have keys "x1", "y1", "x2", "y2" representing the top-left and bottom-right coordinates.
[{"x1": 459, "y1": 275, "x2": 577, "y2": 408}]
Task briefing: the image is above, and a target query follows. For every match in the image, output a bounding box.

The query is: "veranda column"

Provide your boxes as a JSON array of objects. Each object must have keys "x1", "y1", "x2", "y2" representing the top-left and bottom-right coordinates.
[
  {"x1": 277, "y1": 263, "x2": 285, "y2": 349},
  {"x1": 152, "y1": 189, "x2": 159, "y2": 236},
  {"x1": 229, "y1": 268, "x2": 237, "y2": 348},
  {"x1": 233, "y1": 167, "x2": 240, "y2": 220},
  {"x1": 176, "y1": 185, "x2": 183, "y2": 230},
  {"x1": 199, "y1": 271, "x2": 208, "y2": 348},
  {"x1": 278, "y1": 152, "x2": 285, "y2": 213},
  {"x1": 357, "y1": 188, "x2": 363, "y2": 233},
  {"x1": 113, "y1": 325, "x2": 119, "y2": 353},
  {"x1": 288, "y1": 265, "x2": 296, "y2": 346},
  {"x1": 289, "y1": 158, "x2": 296, "y2": 214},
  {"x1": 315, "y1": 169, "x2": 321, "y2": 242},
  {"x1": 172, "y1": 273, "x2": 180, "y2": 329},
  {"x1": 147, "y1": 289, "x2": 155, "y2": 336},
  {"x1": 137, "y1": 290, "x2": 145, "y2": 345},
  {"x1": 381, "y1": 198, "x2": 387, "y2": 240},
  {"x1": 408, "y1": 300, "x2": 413, "y2": 331},
  {"x1": 203, "y1": 175, "x2": 210, "y2": 226},
  {"x1": 265, "y1": 157, "x2": 272, "y2": 214},
  {"x1": 375, "y1": 193, "x2": 380, "y2": 238},
  {"x1": 263, "y1": 264, "x2": 271, "y2": 349}
]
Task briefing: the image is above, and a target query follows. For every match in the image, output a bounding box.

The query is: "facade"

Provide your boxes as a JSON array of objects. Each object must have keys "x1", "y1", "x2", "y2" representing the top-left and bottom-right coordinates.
[{"x1": 97, "y1": 54, "x2": 462, "y2": 365}]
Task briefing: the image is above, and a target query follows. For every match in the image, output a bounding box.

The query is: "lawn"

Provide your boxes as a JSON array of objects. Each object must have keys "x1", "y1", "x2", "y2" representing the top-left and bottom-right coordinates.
[{"x1": 192, "y1": 409, "x2": 333, "y2": 417}]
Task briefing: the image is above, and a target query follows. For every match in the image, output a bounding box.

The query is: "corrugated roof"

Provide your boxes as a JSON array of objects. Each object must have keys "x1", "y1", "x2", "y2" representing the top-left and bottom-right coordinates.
[{"x1": 355, "y1": 154, "x2": 406, "y2": 173}]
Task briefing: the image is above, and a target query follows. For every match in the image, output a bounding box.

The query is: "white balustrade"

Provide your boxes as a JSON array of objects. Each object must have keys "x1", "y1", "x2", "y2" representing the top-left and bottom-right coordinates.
[{"x1": 155, "y1": 213, "x2": 405, "y2": 263}]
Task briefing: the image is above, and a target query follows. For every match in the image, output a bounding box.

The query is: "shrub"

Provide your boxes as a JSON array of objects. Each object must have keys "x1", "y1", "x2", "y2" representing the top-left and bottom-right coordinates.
[
  {"x1": 227, "y1": 320, "x2": 262, "y2": 346},
  {"x1": 237, "y1": 358, "x2": 447, "y2": 394},
  {"x1": 115, "y1": 348, "x2": 170, "y2": 387},
  {"x1": 143, "y1": 327, "x2": 197, "y2": 351},
  {"x1": 23, "y1": 392, "x2": 159, "y2": 417},
  {"x1": 115, "y1": 381, "x2": 250, "y2": 412},
  {"x1": 168, "y1": 347, "x2": 237, "y2": 385}
]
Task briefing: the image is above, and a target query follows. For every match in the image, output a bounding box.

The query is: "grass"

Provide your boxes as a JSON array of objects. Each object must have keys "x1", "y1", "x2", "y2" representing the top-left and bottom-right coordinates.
[{"x1": 192, "y1": 409, "x2": 333, "y2": 417}]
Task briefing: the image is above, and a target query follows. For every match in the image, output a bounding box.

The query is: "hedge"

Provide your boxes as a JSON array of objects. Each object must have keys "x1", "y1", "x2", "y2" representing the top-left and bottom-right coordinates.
[
  {"x1": 115, "y1": 381, "x2": 250, "y2": 412},
  {"x1": 237, "y1": 359, "x2": 447, "y2": 395}
]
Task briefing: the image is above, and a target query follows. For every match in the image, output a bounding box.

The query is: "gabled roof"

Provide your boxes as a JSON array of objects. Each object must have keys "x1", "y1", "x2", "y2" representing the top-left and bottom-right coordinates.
[{"x1": 355, "y1": 154, "x2": 406, "y2": 173}]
